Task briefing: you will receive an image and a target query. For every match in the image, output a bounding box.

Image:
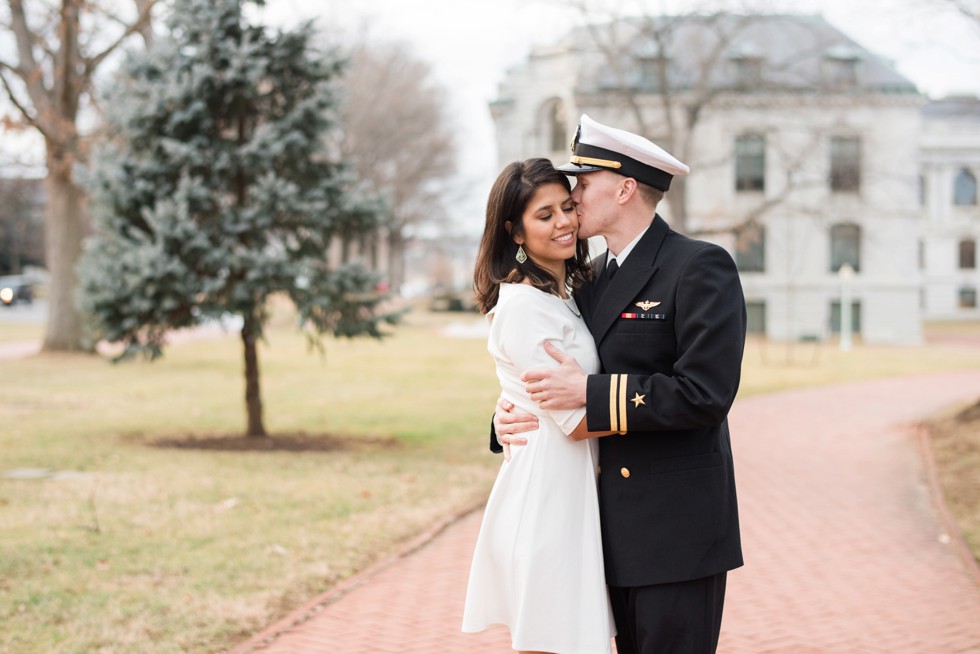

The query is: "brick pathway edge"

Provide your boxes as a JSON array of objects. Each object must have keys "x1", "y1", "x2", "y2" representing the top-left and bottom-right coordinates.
[
  {"x1": 226, "y1": 374, "x2": 980, "y2": 653},
  {"x1": 225, "y1": 498, "x2": 487, "y2": 654},
  {"x1": 914, "y1": 420, "x2": 980, "y2": 590}
]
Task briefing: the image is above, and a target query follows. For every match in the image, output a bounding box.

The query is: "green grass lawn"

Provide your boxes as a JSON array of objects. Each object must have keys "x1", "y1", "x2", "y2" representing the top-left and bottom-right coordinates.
[
  {"x1": 1, "y1": 309, "x2": 979, "y2": 653},
  {"x1": 0, "y1": 307, "x2": 502, "y2": 654}
]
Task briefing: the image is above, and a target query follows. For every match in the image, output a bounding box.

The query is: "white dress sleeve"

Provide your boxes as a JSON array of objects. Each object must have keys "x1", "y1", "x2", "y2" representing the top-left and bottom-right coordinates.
[{"x1": 493, "y1": 290, "x2": 587, "y2": 435}]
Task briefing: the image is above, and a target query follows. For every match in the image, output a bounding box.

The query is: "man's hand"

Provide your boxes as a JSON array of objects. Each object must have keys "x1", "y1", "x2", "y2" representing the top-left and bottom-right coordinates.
[
  {"x1": 522, "y1": 341, "x2": 588, "y2": 410},
  {"x1": 494, "y1": 397, "x2": 538, "y2": 462}
]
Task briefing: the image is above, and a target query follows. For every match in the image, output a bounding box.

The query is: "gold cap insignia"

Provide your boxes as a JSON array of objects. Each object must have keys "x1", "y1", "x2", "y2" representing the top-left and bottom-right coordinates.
[{"x1": 635, "y1": 301, "x2": 661, "y2": 311}]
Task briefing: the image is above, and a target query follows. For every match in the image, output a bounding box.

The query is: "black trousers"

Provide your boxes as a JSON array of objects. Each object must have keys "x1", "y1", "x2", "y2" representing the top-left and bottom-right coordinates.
[{"x1": 609, "y1": 572, "x2": 727, "y2": 654}]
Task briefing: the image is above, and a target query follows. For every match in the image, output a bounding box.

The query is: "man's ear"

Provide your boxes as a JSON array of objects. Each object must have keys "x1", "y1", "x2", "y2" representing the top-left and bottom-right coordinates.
[{"x1": 618, "y1": 178, "x2": 638, "y2": 204}]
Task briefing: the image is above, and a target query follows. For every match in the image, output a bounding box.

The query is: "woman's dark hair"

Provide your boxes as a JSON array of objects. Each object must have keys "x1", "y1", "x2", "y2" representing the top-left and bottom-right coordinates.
[{"x1": 473, "y1": 158, "x2": 592, "y2": 314}]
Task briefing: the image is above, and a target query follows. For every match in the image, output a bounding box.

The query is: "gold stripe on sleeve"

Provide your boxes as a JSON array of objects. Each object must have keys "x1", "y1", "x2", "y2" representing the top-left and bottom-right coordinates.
[
  {"x1": 618, "y1": 374, "x2": 629, "y2": 434},
  {"x1": 609, "y1": 375, "x2": 619, "y2": 432}
]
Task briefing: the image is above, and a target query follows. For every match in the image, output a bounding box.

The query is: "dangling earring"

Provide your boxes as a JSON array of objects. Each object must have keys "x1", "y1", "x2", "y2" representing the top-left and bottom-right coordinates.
[{"x1": 515, "y1": 245, "x2": 527, "y2": 264}]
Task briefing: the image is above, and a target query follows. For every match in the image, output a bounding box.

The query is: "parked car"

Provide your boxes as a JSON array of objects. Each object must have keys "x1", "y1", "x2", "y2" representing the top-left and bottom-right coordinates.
[{"x1": 0, "y1": 275, "x2": 33, "y2": 306}]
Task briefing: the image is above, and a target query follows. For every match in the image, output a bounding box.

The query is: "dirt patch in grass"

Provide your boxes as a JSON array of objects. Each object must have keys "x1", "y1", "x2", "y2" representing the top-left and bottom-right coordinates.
[
  {"x1": 954, "y1": 400, "x2": 980, "y2": 424},
  {"x1": 148, "y1": 432, "x2": 401, "y2": 452},
  {"x1": 927, "y1": 397, "x2": 980, "y2": 565}
]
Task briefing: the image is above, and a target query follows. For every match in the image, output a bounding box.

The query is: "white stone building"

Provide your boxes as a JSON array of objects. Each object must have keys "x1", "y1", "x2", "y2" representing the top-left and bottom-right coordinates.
[
  {"x1": 490, "y1": 13, "x2": 933, "y2": 344},
  {"x1": 920, "y1": 96, "x2": 980, "y2": 320}
]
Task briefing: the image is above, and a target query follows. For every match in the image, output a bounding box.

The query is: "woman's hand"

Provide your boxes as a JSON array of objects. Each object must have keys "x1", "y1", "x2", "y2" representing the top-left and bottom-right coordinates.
[{"x1": 494, "y1": 397, "x2": 538, "y2": 461}]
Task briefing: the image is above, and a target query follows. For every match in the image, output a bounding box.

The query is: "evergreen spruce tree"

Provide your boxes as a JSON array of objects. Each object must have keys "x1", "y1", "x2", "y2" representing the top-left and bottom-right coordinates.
[{"x1": 78, "y1": 0, "x2": 398, "y2": 437}]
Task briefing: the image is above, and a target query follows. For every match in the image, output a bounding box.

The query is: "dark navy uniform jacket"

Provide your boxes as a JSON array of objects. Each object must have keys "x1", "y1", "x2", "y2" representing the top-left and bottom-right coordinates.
[
  {"x1": 492, "y1": 214, "x2": 746, "y2": 588},
  {"x1": 579, "y1": 214, "x2": 745, "y2": 587}
]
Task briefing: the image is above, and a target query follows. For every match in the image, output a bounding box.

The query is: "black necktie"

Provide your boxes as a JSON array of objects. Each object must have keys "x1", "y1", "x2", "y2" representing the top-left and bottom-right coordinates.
[{"x1": 607, "y1": 259, "x2": 619, "y2": 280}]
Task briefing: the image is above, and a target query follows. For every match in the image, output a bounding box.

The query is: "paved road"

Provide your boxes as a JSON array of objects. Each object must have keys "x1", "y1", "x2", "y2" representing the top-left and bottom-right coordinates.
[
  {"x1": 0, "y1": 298, "x2": 46, "y2": 324},
  {"x1": 0, "y1": 300, "x2": 235, "y2": 359},
  {"x1": 0, "y1": 299, "x2": 44, "y2": 359},
  {"x1": 230, "y1": 370, "x2": 980, "y2": 653}
]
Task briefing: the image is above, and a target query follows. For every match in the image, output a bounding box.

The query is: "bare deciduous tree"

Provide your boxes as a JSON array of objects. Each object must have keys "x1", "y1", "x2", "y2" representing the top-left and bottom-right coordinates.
[
  {"x1": 566, "y1": 2, "x2": 860, "y2": 236},
  {"x1": 335, "y1": 37, "x2": 457, "y2": 292},
  {"x1": 551, "y1": 3, "x2": 925, "y2": 350},
  {"x1": 0, "y1": 0, "x2": 154, "y2": 350},
  {"x1": 945, "y1": 0, "x2": 980, "y2": 27}
]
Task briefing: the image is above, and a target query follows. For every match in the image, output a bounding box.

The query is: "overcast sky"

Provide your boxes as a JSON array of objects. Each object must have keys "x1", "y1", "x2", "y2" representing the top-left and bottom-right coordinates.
[
  {"x1": 258, "y1": 0, "x2": 980, "y2": 235},
  {"x1": 3, "y1": 0, "x2": 977, "y2": 234}
]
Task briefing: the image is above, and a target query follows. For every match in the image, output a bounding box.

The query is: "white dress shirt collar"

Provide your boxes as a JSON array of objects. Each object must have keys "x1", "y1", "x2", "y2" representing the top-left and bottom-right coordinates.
[{"x1": 607, "y1": 225, "x2": 649, "y2": 269}]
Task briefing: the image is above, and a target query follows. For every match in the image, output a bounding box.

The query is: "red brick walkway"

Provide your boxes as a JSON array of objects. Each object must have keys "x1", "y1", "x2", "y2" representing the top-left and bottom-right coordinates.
[{"x1": 231, "y1": 370, "x2": 980, "y2": 654}]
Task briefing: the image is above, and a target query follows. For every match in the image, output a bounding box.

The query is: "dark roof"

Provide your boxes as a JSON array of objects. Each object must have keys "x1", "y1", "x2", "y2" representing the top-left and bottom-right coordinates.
[
  {"x1": 922, "y1": 96, "x2": 980, "y2": 122},
  {"x1": 568, "y1": 13, "x2": 920, "y2": 96}
]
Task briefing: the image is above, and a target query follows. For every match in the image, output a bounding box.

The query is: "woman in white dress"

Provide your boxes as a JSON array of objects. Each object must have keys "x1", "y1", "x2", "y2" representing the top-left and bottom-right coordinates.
[{"x1": 462, "y1": 158, "x2": 616, "y2": 654}]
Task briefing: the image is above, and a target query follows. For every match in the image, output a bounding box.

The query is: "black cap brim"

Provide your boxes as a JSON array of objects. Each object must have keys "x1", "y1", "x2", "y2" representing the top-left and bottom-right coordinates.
[{"x1": 557, "y1": 162, "x2": 604, "y2": 175}]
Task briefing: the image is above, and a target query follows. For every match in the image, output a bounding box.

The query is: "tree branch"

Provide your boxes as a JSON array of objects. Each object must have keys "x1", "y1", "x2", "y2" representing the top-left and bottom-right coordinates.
[
  {"x1": 949, "y1": 0, "x2": 980, "y2": 23},
  {"x1": 85, "y1": 2, "x2": 133, "y2": 29},
  {"x1": 0, "y1": 66, "x2": 50, "y2": 140},
  {"x1": 6, "y1": 0, "x2": 52, "y2": 113},
  {"x1": 84, "y1": 0, "x2": 158, "y2": 74}
]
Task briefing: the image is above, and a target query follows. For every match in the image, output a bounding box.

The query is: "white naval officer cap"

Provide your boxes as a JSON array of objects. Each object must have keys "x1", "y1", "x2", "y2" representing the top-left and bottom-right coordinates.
[{"x1": 557, "y1": 114, "x2": 689, "y2": 191}]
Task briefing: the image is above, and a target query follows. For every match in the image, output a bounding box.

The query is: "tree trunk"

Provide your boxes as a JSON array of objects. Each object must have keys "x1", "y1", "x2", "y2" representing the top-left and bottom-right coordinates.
[
  {"x1": 41, "y1": 154, "x2": 89, "y2": 351},
  {"x1": 134, "y1": 0, "x2": 155, "y2": 47},
  {"x1": 5, "y1": 0, "x2": 154, "y2": 348},
  {"x1": 386, "y1": 231, "x2": 405, "y2": 294},
  {"x1": 363, "y1": 233, "x2": 377, "y2": 270},
  {"x1": 241, "y1": 316, "x2": 266, "y2": 437}
]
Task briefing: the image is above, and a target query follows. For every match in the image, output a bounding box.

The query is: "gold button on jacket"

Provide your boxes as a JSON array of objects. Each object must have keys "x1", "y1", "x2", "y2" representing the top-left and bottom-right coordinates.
[{"x1": 620, "y1": 467, "x2": 630, "y2": 478}]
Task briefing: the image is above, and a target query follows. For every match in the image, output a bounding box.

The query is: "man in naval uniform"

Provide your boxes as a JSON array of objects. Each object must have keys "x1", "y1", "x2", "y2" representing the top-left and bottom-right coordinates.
[{"x1": 493, "y1": 114, "x2": 746, "y2": 653}]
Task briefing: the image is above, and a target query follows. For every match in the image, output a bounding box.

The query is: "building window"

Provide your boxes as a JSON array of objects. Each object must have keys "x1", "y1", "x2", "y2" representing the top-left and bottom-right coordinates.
[
  {"x1": 822, "y1": 48, "x2": 860, "y2": 88},
  {"x1": 830, "y1": 301, "x2": 862, "y2": 334},
  {"x1": 960, "y1": 239, "x2": 977, "y2": 269},
  {"x1": 830, "y1": 223, "x2": 861, "y2": 273},
  {"x1": 918, "y1": 175, "x2": 926, "y2": 207},
  {"x1": 918, "y1": 239, "x2": 926, "y2": 271},
  {"x1": 960, "y1": 287, "x2": 978, "y2": 309},
  {"x1": 732, "y1": 57, "x2": 763, "y2": 88},
  {"x1": 827, "y1": 60, "x2": 857, "y2": 86},
  {"x1": 735, "y1": 225, "x2": 765, "y2": 272},
  {"x1": 830, "y1": 137, "x2": 861, "y2": 192},
  {"x1": 636, "y1": 54, "x2": 671, "y2": 91},
  {"x1": 954, "y1": 169, "x2": 977, "y2": 206},
  {"x1": 543, "y1": 99, "x2": 569, "y2": 153},
  {"x1": 745, "y1": 300, "x2": 766, "y2": 334},
  {"x1": 735, "y1": 135, "x2": 765, "y2": 192}
]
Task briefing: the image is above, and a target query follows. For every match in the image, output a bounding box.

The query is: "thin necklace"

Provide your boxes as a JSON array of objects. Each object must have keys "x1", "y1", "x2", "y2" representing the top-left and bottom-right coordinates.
[{"x1": 563, "y1": 294, "x2": 580, "y2": 316}]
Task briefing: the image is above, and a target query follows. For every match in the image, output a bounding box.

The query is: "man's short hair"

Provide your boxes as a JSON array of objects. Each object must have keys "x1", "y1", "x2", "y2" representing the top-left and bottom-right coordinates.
[{"x1": 637, "y1": 182, "x2": 664, "y2": 209}]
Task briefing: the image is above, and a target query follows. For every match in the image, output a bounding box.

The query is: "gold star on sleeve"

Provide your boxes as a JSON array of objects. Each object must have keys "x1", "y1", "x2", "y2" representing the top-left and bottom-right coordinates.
[{"x1": 631, "y1": 392, "x2": 646, "y2": 408}]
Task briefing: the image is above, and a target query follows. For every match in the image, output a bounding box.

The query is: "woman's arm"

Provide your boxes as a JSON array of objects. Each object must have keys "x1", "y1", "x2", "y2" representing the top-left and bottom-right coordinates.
[{"x1": 495, "y1": 293, "x2": 590, "y2": 437}]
